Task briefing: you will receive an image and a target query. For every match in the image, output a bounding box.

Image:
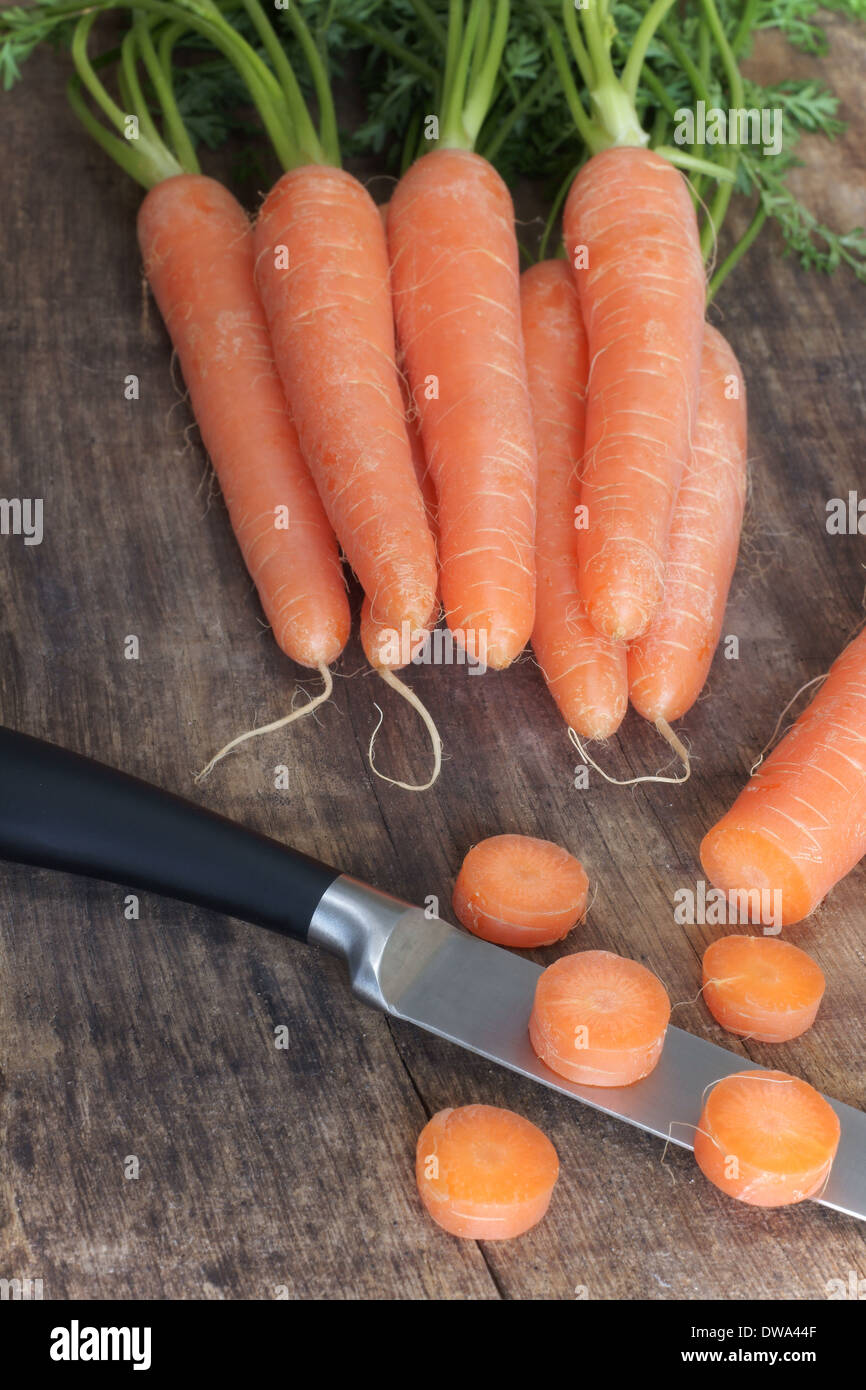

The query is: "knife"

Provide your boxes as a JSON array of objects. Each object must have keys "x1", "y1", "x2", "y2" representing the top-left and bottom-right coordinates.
[{"x1": 1, "y1": 725, "x2": 863, "y2": 1220}]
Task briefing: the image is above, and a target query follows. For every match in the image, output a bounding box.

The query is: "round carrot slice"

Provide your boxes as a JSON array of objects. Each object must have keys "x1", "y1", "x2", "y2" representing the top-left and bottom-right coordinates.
[
  {"x1": 415, "y1": 1105, "x2": 559, "y2": 1240},
  {"x1": 529, "y1": 950, "x2": 671, "y2": 1086},
  {"x1": 703, "y1": 935, "x2": 825, "y2": 1042},
  {"x1": 694, "y1": 1070, "x2": 840, "y2": 1207},
  {"x1": 453, "y1": 834, "x2": 589, "y2": 948}
]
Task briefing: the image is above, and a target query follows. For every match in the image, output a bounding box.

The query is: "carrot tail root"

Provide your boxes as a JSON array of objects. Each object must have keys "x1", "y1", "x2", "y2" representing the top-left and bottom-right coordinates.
[
  {"x1": 368, "y1": 667, "x2": 442, "y2": 792},
  {"x1": 568, "y1": 717, "x2": 690, "y2": 787},
  {"x1": 195, "y1": 663, "x2": 333, "y2": 783}
]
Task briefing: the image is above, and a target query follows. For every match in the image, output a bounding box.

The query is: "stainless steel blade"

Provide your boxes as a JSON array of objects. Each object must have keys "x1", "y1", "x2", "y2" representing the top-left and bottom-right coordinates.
[{"x1": 371, "y1": 904, "x2": 866, "y2": 1222}]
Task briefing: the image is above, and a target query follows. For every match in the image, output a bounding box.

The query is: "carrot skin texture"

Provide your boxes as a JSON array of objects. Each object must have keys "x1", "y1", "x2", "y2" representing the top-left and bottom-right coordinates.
[
  {"x1": 564, "y1": 148, "x2": 705, "y2": 642},
  {"x1": 701, "y1": 626, "x2": 866, "y2": 925},
  {"x1": 388, "y1": 149, "x2": 538, "y2": 670},
  {"x1": 521, "y1": 261, "x2": 627, "y2": 738},
  {"x1": 137, "y1": 175, "x2": 350, "y2": 667},
  {"x1": 629, "y1": 323, "x2": 747, "y2": 722},
  {"x1": 254, "y1": 166, "x2": 437, "y2": 634}
]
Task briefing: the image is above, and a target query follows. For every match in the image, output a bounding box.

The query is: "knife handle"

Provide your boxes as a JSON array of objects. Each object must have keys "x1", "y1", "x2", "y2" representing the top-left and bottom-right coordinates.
[{"x1": 0, "y1": 726, "x2": 340, "y2": 941}]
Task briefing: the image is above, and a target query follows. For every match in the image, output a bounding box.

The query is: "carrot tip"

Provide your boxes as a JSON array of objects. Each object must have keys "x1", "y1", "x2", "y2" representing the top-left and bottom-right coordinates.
[
  {"x1": 567, "y1": 718, "x2": 690, "y2": 788},
  {"x1": 367, "y1": 668, "x2": 442, "y2": 793},
  {"x1": 194, "y1": 662, "x2": 333, "y2": 782}
]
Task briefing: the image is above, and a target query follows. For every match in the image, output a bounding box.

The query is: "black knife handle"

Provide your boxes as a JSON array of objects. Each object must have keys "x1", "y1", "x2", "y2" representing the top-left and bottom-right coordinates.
[{"x1": 0, "y1": 726, "x2": 340, "y2": 941}]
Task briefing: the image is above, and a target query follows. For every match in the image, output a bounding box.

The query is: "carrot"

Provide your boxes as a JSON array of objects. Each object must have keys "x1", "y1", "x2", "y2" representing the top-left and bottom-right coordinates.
[
  {"x1": 55, "y1": 11, "x2": 357, "y2": 778},
  {"x1": 629, "y1": 323, "x2": 747, "y2": 724},
  {"x1": 529, "y1": 950, "x2": 671, "y2": 1087},
  {"x1": 384, "y1": 0, "x2": 538, "y2": 673},
  {"x1": 453, "y1": 833, "x2": 588, "y2": 948},
  {"x1": 564, "y1": 147, "x2": 705, "y2": 642},
  {"x1": 415, "y1": 1104, "x2": 559, "y2": 1240},
  {"x1": 702, "y1": 935, "x2": 825, "y2": 1042},
  {"x1": 521, "y1": 260, "x2": 627, "y2": 739},
  {"x1": 701, "y1": 627, "x2": 866, "y2": 925},
  {"x1": 254, "y1": 167, "x2": 437, "y2": 636},
  {"x1": 138, "y1": 174, "x2": 350, "y2": 674},
  {"x1": 694, "y1": 1070, "x2": 840, "y2": 1207}
]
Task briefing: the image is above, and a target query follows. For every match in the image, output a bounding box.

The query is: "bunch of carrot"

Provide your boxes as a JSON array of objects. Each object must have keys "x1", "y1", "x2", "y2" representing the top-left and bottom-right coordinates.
[{"x1": 21, "y1": 0, "x2": 751, "y2": 789}]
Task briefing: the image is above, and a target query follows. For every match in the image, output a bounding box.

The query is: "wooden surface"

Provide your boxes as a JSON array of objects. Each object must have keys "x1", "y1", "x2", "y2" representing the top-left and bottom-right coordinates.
[{"x1": 2, "y1": 27, "x2": 866, "y2": 1301}]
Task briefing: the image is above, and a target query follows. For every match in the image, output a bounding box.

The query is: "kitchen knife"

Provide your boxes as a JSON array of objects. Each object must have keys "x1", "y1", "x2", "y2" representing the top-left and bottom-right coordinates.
[{"x1": 0, "y1": 724, "x2": 863, "y2": 1220}]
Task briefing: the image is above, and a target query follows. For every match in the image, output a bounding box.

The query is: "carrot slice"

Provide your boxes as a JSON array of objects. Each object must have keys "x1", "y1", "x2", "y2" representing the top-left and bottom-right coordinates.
[
  {"x1": 702, "y1": 935, "x2": 825, "y2": 1042},
  {"x1": 529, "y1": 951, "x2": 671, "y2": 1086},
  {"x1": 453, "y1": 834, "x2": 588, "y2": 948},
  {"x1": 415, "y1": 1104, "x2": 559, "y2": 1240},
  {"x1": 694, "y1": 1070, "x2": 840, "y2": 1207}
]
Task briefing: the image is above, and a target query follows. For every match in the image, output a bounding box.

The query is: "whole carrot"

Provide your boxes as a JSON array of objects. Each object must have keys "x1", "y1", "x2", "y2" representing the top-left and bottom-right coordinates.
[
  {"x1": 387, "y1": 4, "x2": 537, "y2": 671},
  {"x1": 701, "y1": 626, "x2": 866, "y2": 925},
  {"x1": 629, "y1": 323, "x2": 747, "y2": 724},
  {"x1": 565, "y1": 147, "x2": 705, "y2": 641},
  {"x1": 255, "y1": 167, "x2": 437, "y2": 636},
  {"x1": 139, "y1": 175, "x2": 350, "y2": 671},
  {"x1": 521, "y1": 260, "x2": 627, "y2": 739}
]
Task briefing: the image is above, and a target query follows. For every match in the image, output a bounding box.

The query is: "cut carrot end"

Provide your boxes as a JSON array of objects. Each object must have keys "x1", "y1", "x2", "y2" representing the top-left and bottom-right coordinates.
[
  {"x1": 453, "y1": 834, "x2": 588, "y2": 948},
  {"x1": 415, "y1": 1105, "x2": 559, "y2": 1241},
  {"x1": 367, "y1": 668, "x2": 442, "y2": 792},
  {"x1": 529, "y1": 950, "x2": 671, "y2": 1087},
  {"x1": 702, "y1": 935, "x2": 825, "y2": 1043},
  {"x1": 694, "y1": 1070, "x2": 840, "y2": 1207},
  {"x1": 700, "y1": 825, "x2": 813, "y2": 927},
  {"x1": 195, "y1": 663, "x2": 333, "y2": 783}
]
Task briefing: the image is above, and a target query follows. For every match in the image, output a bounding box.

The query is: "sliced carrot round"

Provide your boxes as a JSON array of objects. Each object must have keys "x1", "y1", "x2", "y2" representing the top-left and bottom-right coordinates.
[
  {"x1": 453, "y1": 834, "x2": 589, "y2": 948},
  {"x1": 529, "y1": 950, "x2": 671, "y2": 1087},
  {"x1": 415, "y1": 1105, "x2": 559, "y2": 1240},
  {"x1": 703, "y1": 935, "x2": 825, "y2": 1042},
  {"x1": 694, "y1": 1070, "x2": 840, "y2": 1207}
]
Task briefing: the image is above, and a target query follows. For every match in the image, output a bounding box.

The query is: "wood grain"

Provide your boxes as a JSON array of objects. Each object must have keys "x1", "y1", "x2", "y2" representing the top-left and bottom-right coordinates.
[{"x1": 1, "y1": 33, "x2": 865, "y2": 1300}]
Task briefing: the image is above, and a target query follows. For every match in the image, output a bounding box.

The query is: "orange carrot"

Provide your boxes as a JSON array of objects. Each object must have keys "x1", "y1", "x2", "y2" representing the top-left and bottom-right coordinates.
[
  {"x1": 416, "y1": 1104, "x2": 559, "y2": 1240},
  {"x1": 701, "y1": 627, "x2": 866, "y2": 925},
  {"x1": 629, "y1": 324, "x2": 747, "y2": 724},
  {"x1": 694, "y1": 1070, "x2": 840, "y2": 1207},
  {"x1": 388, "y1": 148, "x2": 538, "y2": 670},
  {"x1": 254, "y1": 166, "x2": 438, "y2": 635},
  {"x1": 702, "y1": 935, "x2": 825, "y2": 1043},
  {"x1": 564, "y1": 147, "x2": 705, "y2": 642},
  {"x1": 453, "y1": 833, "x2": 589, "y2": 948},
  {"x1": 529, "y1": 950, "x2": 671, "y2": 1087},
  {"x1": 521, "y1": 260, "x2": 627, "y2": 739},
  {"x1": 138, "y1": 174, "x2": 350, "y2": 670}
]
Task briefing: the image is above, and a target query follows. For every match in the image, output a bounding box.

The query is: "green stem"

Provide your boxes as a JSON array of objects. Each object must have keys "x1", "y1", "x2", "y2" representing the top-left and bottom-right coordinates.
[
  {"x1": 239, "y1": 0, "x2": 324, "y2": 164},
  {"x1": 621, "y1": 0, "x2": 679, "y2": 103},
  {"x1": 536, "y1": 0, "x2": 604, "y2": 152},
  {"x1": 463, "y1": 0, "x2": 509, "y2": 144},
  {"x1": 732, "y1": 0, "x2": 760, "y2": 57},
  {"x1": 282, "y1": 1, "x2": 340, "y2": 165},
  {"x1": 120, "y1": 27, "x2": 163, "y2": 147},
  {"x1": 342, "y1": 19, "x2": 436, "y2": 81},
  {"x1": 656, "y1": 145, "x2": 736, "y2": 181},
  {"x1": 698, "y1": 0, "x2": 745, "y2": 257},
  {"x1": 562, "y1": 0, "x2": 595, "y2": 89},
  {"x1": 406, "y1": 0, "x2": 449, "y2": 48},
  {"x1": 707, "y1": 202, "x2": 767, "y2": 298},
  {"x1": 479, "y1": 70, "x2": 548, "y2": 164},
  {"x1": 134, "y1": 12, "x2": 199, "y2": 171}
]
